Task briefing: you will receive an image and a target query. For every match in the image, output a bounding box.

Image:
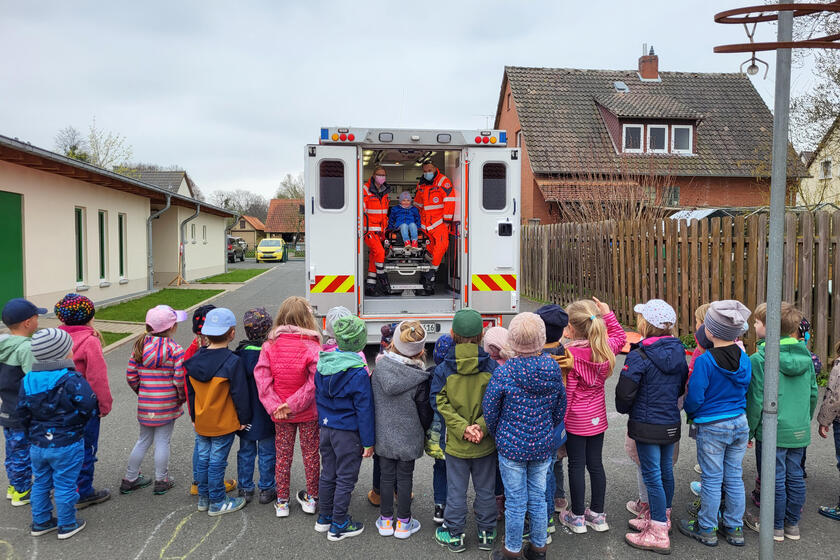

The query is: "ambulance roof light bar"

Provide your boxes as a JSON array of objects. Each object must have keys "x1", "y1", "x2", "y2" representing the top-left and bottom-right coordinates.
[{"x1": 318, "y1": 127, "x2": 507, "y2": 147}]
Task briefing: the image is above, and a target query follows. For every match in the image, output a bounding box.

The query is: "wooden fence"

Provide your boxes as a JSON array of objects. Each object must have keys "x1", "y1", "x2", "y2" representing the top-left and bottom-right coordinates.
[{"x1": 521, "y1": 211, "x2": 840, "y2": 362}]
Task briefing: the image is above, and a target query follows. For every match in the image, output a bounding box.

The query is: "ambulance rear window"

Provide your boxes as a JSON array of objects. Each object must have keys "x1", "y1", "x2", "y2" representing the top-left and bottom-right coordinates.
[
  {"x1": 482, "y1": 163, "x2": 506, "y2": 211},
  {"x1": 319, "y1": 160, "x2": 345, "y2": 210}
]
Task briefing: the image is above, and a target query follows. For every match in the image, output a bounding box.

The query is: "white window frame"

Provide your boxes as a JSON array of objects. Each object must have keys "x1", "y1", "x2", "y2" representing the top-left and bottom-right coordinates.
[
  {"x1": 671, "y1": 125, "x2": 693, "y2": 154},
  {"x1": 118, "y1": 213, "x2": 128, "y2": 281},
  {"x1": 622, "y1": 124, "x2": 643, "y2": 153},
  {"x1": 647, "y1": 125, "x2": 668, "y2": 154},
  {"x1": 97, "y1": 210, "x2": 108, "y2": 282},
  {"x1": 202, "y1": 225, "x2": 207, "y2": 244},
  {"x1": 820, "y1": 158, "x2": 833, "y2": 179},
  {"x1": 191, "y1": 223, "x2": 196, "y2": 244}
]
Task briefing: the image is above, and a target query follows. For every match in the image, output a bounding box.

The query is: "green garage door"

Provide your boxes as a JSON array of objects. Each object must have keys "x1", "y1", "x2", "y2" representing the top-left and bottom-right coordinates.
[{"x1": 0, "y1": 192, "x2": 24, "y2": 305}]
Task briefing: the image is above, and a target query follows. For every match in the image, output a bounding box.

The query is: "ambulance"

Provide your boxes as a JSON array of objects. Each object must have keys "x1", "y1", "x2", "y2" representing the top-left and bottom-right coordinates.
[{"x1": 305, "y1": 127, "x2": 521, "y2": 343}]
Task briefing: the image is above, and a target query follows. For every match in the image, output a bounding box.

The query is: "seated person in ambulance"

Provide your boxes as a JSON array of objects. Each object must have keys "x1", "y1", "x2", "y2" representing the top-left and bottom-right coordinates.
[
  {"x1": 363, "y1": 166, "x2": 392, "y2": 297},
  {"x1": 388, "y1": 191, "x2": 421, "y2": 249},
  {"x1": 414, "y1": 161, "x2": 456, "y2": 295}
]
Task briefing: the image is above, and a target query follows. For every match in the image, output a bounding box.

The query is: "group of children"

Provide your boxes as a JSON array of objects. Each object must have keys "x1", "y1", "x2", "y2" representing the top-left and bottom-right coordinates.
[{"x1": 2, "y1": 290, "x2": 840, "y2": 557}]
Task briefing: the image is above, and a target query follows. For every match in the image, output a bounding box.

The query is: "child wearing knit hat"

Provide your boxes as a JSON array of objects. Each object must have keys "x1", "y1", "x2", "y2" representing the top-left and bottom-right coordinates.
[
  {"x1": 54, "y1": 293, "x2": 112, "y2": 508},
  {"x1": 483, "y1": 312, "x2": 566, "y2": 560},
  {"x1": 483, "y1": 326, "x2": 511, "y2": 366},
  {"x1": 431, "y1": 308, "x2": 499, "y2": 553},
  {"x1": 426, "y1": 334, "x2": 453, "y2": 525},
  {"x1": 18, "y1": 328, "x2": 98, "y2": 539}
]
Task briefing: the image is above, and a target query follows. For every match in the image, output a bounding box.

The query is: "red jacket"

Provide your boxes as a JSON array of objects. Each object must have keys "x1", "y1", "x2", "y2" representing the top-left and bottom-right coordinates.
[
  {"x1": 415, "y1": 169, "x2": 455, "y2": 231},
  {"x1": 254, "y1": 325, "x2": 321, "y2": 423},
  {"x1": 59, "y1": 325, "x2": 113, "y2": 416},
  {"x1": 363, "y1": 180, "x2": 391, "y2": 234}
]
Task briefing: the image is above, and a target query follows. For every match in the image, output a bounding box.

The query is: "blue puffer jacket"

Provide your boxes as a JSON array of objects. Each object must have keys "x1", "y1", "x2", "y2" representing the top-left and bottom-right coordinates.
[
  {"x1": 615, "y1": 337, "x2": 689, "y2": 444},
  {"x1": 482, "y1": 354, "x2": 566, "y2": 462},
  {"x1": 388, "y1": 205, "x2": 421, "y2": 230},
  {"x1": 315, "y1": 351, "x2": 375, "y2": 447},
  {"x1": 16, "y1": 360, "x2": 98, "y2": 448}
]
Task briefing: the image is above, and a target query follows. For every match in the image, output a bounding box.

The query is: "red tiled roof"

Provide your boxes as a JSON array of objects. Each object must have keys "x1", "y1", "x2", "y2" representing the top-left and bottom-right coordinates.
[
  {"x1": 265, "y1": 199, "x2": 304, "y2": 233},
  {"x1": 242, "y1": 215, "x2": 265, "y2": 231}
]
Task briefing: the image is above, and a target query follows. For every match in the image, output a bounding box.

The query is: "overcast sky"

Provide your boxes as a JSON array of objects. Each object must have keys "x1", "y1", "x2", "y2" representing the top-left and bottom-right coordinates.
[{"x1": 0, "y1": 0, "x2": 817, "y2": 200}]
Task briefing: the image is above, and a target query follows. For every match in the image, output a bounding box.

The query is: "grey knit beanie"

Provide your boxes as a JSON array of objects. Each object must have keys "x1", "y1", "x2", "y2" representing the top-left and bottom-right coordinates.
[
  {"x1": 325, "y1": 306, "x2": 352, "y2": 339},
  {"x1": 704, "y1": 300, "x2": 750, "y2": 341},
  {"x1": 31, "y1": 328, "x2": 74, "y2": 362}
]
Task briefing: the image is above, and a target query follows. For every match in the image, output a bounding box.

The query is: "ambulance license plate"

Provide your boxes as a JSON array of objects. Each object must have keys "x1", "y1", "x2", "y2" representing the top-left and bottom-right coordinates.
[{"x1": 422, "y1": 323, "x2": 440, "y2": 334}]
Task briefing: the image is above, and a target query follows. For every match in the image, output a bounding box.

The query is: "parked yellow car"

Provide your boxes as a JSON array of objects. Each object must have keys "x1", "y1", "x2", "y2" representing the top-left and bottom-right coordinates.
[{"x1": 256, "y1": 238, "x2": 286, "y2": 263}]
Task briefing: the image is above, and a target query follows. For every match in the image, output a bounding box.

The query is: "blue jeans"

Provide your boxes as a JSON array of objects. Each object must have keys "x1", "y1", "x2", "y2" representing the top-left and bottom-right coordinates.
[
  {"x1": 192, "y1": 434, "x2": 199, "y2": 483},
  {"x1": 696, "y1": 414, "x2": 749, "y2": 530},
  {"x1": 237, "y1": 437, "x2": 276, "y2": 491},
  {"x1": 767, "y1": 446, "x2": 806, "y2": 529},
  {"x1": 3, "y1": 427, "x2": 31, "y2": 492},
  {"x1": 433, "y1": 458, "x2": 447, "y2": 505},
  {"x1": 499, "y1": 455, "x2": 551, "y2": 552},
  {"x1": 77, "y1": 415, "x2": 100, "y2": 497},
  {"x1": 195, "y1": 433, "x2": 236, "y2": 505},
  {"x1": 30, "y1": 441, "x2": 83, "y2": 528},
  {"x1": 636, "y1": 442, "x2": 675, "y2": 523},
  {"x1": 399, "y1": 222, "x2": 418, "y2": 242}
]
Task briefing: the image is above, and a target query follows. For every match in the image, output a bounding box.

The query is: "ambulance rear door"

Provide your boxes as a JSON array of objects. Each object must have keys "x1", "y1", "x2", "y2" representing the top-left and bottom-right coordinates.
[
  {"x1": 305, "y1": 144, "x2": 359, "y2": 316},
  {"x1": 466, "y1": 147, "x2": 520, "y2": 314}
]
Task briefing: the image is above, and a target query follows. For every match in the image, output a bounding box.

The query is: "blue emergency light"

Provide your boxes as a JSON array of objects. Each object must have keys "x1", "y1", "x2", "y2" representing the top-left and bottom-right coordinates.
[
  {"x1": 320, "y1": 128, "x2": 329, "y2": 140},
  {"x1": 500, "y1": 131, "x2": 507, "y2": 144}
]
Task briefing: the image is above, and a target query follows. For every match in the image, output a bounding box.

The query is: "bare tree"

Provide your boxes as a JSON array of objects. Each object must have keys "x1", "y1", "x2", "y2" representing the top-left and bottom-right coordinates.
[
  {"x1": 87, "y1": 117, "x2": 133, "y2": 170},
  {"x1": 275, "y1": 172, "x2": 304, "y2": 199},
  {"x1": 209, "y1": 189, "x2": 269, "y2": 221},
  {"x1": 54, "y1": 126, "x2": 90, "y2": 162}
]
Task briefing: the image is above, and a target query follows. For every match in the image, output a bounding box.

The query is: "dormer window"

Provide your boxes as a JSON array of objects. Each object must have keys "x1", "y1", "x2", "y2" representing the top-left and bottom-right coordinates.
[
  {"x1": 647, "y1": 125, "x2": 667, "y2": 153},
  {"x1": 672, "y1": 125, "x2": 693, "y2": 154},
  {"x1": 622, "y1": 125, "x2": 643, "y2": 153}
]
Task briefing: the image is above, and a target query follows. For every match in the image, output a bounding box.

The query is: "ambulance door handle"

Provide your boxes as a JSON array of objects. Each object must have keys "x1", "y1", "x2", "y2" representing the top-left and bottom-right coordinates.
[
  {"x1": 311, "y1": 196, "x2": 314, "y2": 214},
  {"x1": 513, "y1": 198, "x2": 516, "y2": 215}
]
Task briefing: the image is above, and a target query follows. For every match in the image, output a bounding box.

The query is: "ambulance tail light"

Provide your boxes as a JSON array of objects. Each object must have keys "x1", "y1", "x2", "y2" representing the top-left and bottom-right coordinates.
[
  {"x1": 482, "y1": 137, "x2": 490, "y2": 144},
  {"x1": 475, "y1": 136, "x2": 482, "y2": 144}
]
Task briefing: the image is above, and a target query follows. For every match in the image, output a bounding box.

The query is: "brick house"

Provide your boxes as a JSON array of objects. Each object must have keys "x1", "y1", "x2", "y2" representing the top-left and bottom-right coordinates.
[
  {"x1": 495, "y1": 49, "x2": 802, "y2": 223},
  {"x1": 230, "y1": 215, "x2": 265, "y2": 250},
  {"x1": 265, "y1": 198, "x2": 305, "y2": 242}
]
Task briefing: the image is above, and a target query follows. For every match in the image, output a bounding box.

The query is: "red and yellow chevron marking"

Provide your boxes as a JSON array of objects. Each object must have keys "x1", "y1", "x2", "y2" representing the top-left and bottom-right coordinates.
[
  {"x1": 310, "y1": 275, "x2": 355, "y2": 293},
  {"x1": 471, "y1": 274, "x2": 517, "y2": 292}
]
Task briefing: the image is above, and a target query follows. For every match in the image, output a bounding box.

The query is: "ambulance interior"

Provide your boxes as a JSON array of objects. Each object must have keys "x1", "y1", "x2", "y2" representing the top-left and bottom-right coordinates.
[{"x1": 360, "y1": 148, "x2": 463, "y2": 316}]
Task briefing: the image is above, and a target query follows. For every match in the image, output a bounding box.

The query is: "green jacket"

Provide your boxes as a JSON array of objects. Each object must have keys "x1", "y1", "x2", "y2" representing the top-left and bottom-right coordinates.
[
  {"x1": 747, "y1": 338, "x2": 818, "y2": 447},
  {"x1": 430, "y1": 343, "x2": 498, "y2": 459}
]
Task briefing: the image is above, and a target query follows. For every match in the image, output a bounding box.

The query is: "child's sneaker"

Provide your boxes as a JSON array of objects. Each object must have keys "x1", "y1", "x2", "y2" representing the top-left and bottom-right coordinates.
[
  {"x1": 773, "y1": 529, "x2": 785, "y2": 542},
  {"x1": 678, "y1": 518, "x2": 717, "y2": 546},
  {"x1": 10, "y1": 487, "x2": 31, "y2": 507},
  {"x1": 690, "y1": 481, "x2": 701, "y2": 497},
  {"x1": 743, "y1": 511, "x2": 760, "y2": 532},
  {"x1": 818, "y1": 498, "x2": 840, "y2": 521},
  {"x1": 547, "y1": 515, "x2": 556, "y2": 534},
  {"x1": 433, "y1": 503, "x2": 445, "y2": 524},
  {"x1": 154, "y1": 478, "x2": 175, "y2": 495},
  {"x1": 404, "y1": 241, "x2": 411, "y2": 248},
  {"x1": 208, "y1": 496, "x2": 246, "y2": 516},
  {"x1": 626, "y1": 499, "x2": 647, "y2": 517},
  {"x1": 367, "y1": 488, "x2": 381, "y2": 507},
  {"x1": 585, "y1": 508, "x2": 609, "y2": 532},
  {"x1": 784, "y1": 524, "x2": 800, "y2": 540},
  {"x1": 328, "y1": 517, "x2": 365, "y2": 541},
  {"x1": 434, "y1": 527, "x2": 466, "y2": 552},
  {"x1": 259, "y1": 488, "x2": 277, "y2": 504},
  {"x1": 121, "y1": 474, "x2": 152, "y2": 494},
  {"x1": 238, "y1": 488, "x2": 255, "y2": 503},
  {"x1": 57, "y1": 518, "x2": 86, "y2": 540},
  {"x1": 30, "y1": 517, "x2": 58, "y2": 536},
  {"x1": 555, "y1": 497, "x2": 568, "y2": 513},
  {"x1": 296, "y1": 490, "x2": 317, "y2": 514},
  {"x1": 559, "y1": 510, "x2": 587, "y2": 534},
  {"x1": 376, "y1": 516, "x2": 395, "y2": 537},
  {"x1": 6, "y1": 485, "x2": 13, "y2": 499},
  {"x1": 76, "y1": 488, "x2": 111, "y2": 509},
  {"x1": 197, "y1": 495, "x2": 209, "y2": 512},
  {"x1": 190, "y1": 481, "x2": 198, "y2": 496},
  {"x1": 688, "y1": 498, "x2": 701, "y2": 517},
  {"x1": 477, "y1": 528, "x2": 496, "y2": 550},
  {"x1": 394, "y1": 518, "x2": 421, "y2": 539},
  {"x1": 718, "y1": 525, "x2": 745, "y2": 546},
  {"x1": 694, "y1": 464, "x2": 702, "y2": 474},
  {"x1": 274, "y1": 499, "x2": 290, "y2": 518},
  {"x1": 315, "y1": 514, "x2": 332, "y2": 533},
  {"x1": 195, "y1": 478, "x2": 235, "y2": 495},
  {"x1": 411, "y1": 240, "x2": 419, "y2": 249}
]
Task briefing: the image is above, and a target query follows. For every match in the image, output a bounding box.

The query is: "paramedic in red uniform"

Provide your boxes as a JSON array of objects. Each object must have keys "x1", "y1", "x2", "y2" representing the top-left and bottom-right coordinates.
[
  {"x1": 414, "y1": 161, "x2": 456, "y2": 295},
  {"x1": 363, "y1": 166, "x2": 392, "y2": 296}
]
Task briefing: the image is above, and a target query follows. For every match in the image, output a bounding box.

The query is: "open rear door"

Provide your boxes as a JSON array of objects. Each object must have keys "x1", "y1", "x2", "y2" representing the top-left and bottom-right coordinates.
[
  {"x1": 305, "y1": 144, "x2": 359, "y2": 316},
  {"x1": 466, "y1": 147, "x2": 520, "y2": 314}
]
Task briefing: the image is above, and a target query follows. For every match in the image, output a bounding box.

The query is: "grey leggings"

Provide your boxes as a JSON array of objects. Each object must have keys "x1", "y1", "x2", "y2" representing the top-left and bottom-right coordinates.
[{"x1": 125, "y1": 421, "x2": 175, "y2": 481}]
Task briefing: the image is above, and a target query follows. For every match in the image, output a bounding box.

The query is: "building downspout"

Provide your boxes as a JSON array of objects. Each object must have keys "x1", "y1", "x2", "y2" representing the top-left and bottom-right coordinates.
[
  {"x1": 224, "y1": 212, "x2": 241, "y2": 273},
  {"x1": 179, "y1": 203, "x2": 201, "y2": 282},
  {"x1": 147, "y1": 194, "x2": 171, "y2": 292}
]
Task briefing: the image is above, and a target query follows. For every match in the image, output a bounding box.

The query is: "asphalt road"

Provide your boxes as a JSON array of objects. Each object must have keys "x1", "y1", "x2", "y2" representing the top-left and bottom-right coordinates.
[{"x1": 2, "y1": 260, "x2": 839, "y2": 559}]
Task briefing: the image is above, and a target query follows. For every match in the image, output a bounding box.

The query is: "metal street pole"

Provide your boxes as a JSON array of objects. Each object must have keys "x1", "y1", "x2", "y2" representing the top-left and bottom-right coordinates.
[{"x1": 759, "y1": 4, "x2": 792, "y2": 559}]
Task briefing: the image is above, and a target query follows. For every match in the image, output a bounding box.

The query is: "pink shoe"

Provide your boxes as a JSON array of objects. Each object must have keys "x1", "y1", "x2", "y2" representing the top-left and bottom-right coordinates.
[
  {"x1": 626, "y1": 499, "x2": 649, "y2": 517},
  {"x1": 629, "y1": 508, "x2": 671, "y2": 534},
  {"x1": 404, "y1": 241, "x2": 411, "y2": 248},
  {"x1": 411, "y1": 240, "x2": 419, "y2": 249},
  {"x1": 625, "y1": 520, "x2": 670, "y2": 554}
]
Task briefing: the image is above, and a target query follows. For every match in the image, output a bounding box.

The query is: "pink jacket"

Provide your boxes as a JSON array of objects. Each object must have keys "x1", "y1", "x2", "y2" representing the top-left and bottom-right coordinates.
[
  {"x1": 254, "y1": 325, "x2": 321, "y2": 423},
  {"x1": 59, "y1": 325, "x2": 113, "y2": 416},
  {"x1": 565, "y1": 312, "x2": 626, "y2": 436}
]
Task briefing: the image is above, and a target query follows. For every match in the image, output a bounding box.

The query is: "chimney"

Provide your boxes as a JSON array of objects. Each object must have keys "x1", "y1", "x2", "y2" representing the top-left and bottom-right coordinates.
[{"x1": 638, "y1": 45, "x2": 659, "y2": 81}]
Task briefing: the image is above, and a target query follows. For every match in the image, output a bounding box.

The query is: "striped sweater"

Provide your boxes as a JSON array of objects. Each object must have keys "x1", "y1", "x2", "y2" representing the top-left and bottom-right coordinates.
[
  {"x1": 126, "y1": 335, "x2": 186, "y2": 426},
  {"x1": 565, "y1": 312, "x2": 626, "y2": 437}
]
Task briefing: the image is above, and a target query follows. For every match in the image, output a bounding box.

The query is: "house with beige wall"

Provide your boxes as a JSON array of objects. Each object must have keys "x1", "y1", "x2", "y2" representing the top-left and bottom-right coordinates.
[
  {"x1": 230, "y1": 215, "x2": 265, "y2": 250},
  {"x1": 798, "y1": 115, "x2": 840, "y2": 207},
  {"x1": 0, "y1": 134, "x2": 235, "y2": 309}
]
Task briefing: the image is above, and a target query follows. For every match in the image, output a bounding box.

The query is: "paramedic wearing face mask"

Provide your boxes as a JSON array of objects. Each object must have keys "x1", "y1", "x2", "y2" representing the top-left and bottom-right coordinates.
[
  {"x1": 363, "y1": 166, "x2": 392, "y2": 297},
  {"x1": 414, "y1": 161, "x2": 456, "y2": 296}
]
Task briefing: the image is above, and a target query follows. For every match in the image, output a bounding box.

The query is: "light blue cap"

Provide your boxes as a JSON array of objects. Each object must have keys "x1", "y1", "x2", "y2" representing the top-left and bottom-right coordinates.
[{"x1": 201, "y1": 307, "x2": 237, "y2": 336}]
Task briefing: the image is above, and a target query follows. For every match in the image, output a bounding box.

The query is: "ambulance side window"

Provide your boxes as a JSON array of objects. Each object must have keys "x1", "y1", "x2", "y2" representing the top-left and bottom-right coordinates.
[
  {"x1": 319, "y1": 160, "x2": 345, "y2": 210},
  {"x1": 482, "y1": 163, "x2": 507, "y2": 211}
]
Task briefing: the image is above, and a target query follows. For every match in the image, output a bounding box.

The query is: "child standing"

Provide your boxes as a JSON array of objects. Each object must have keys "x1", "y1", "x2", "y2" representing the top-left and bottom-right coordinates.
[
  {"x1": 616, "y1": 300, "x2": 687, "y2": 554},
  {"x1": 54, "y1": 293, "x2": 112, "y2": 507},
  {"x1": 322, "y1": 306, "x2": 352, "y2": 352},
  {"x1": 186, "y1": 308, "x2": 251, "y2": 516},
  {"x1": 234, "y1": 308, "x2": 276, "y2": 505},
  {"x1": 254, "y1": 296, "x2": 321, "y2": 518},
  {"x1": 373, "y1": 321, "x2": 433, "y2": 540},
  {"x1": 121, "y1": 305, "x2": 188, "y2": 495},
  {"x1": 314, "y1": 315, "x2": 374, "y2": 541},
  {"x1": 0, "y1": 298, "x2": 45, "y2": 507},
  {"x1": 18, "y1": 328, "x2": 97, "y2": 539},
  {"x1": 484, "y1": 312, "x2": 567, "y2": 560},
  {"x1": 389, "y1": 191, "x2": 422, "y2": 249},
  {"x1": 817, "y1": 341, "x2": 840, "y2": 521},
  {"x1": 559, "y1": 298, "x2": 626, "y2": 534},
  {"x1": 746, "y1": 302, "x2": 817, "y2": 541},
  {"x1": 427, "y1": 334, "x2": 453, "y2": 525},
  {"x1": 679, "y1": 300, "x2": 752, "y2": 547},
  {"x1": 432, "y1": 308, "x2": 499, "y2": 553},
  {"x1": 483, "y1": 326, "x2": 511, "y2": 366}
]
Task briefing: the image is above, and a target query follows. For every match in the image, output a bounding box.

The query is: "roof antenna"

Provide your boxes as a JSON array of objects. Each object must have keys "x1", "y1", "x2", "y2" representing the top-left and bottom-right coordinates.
[{"x1": 649, "y1": 45, "x2": 655, "y2": 56}]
